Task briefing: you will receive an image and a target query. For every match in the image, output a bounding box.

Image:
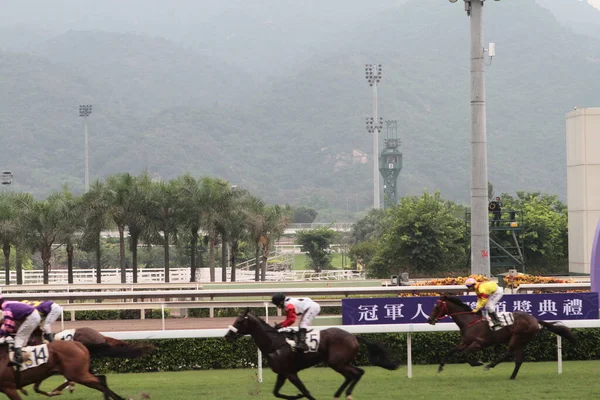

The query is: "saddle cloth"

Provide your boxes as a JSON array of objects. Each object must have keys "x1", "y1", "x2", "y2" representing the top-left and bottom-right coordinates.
[
  {"x1": 10, "y1": 344, "x2": 49, "y2": 371},
  {"x1": 278, "y1": 328, "x2": 320, "y2": 353},
  {"x1": 487, "y1": 312, "x2": 515, "y2": 331}
]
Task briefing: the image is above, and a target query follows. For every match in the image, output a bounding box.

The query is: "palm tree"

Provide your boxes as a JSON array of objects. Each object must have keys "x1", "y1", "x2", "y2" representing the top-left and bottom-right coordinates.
[
  {"x1": 18, "y1": 191, "x2": 71, "y2": 284},
  {"x1": 0, "y1": 193, "x2": 18, "y2": 285},
  {"x1": 222, "y1": 188, "x2": 252, "y2": 282},
  {"x1": 258, "y1": 205, "x2": 291, "y2": 281},
  {"x1": 146, "y1": 179, "x2": 178, "y2": 283},
  {"x1": 81, "y1": 181, "x2": 111, "y2": 283},
  {"x1": 125, "y1": 173, "x2": 152, "y2": 284},
  {"x1": 245, "y1": 196, "x2": 267, "y2": 282},
  {"x1": 105, "y1": 173, "x2": 135, "y2": 283},
  {"x1": 56, "y1": 188, "x2": 84, "y2": 284},
  {"x1": 199, "y1": 177, "x2": 232, "y2": 282},
  {"x1": 174, "y1": 174, "x2": 204, "y2": 282}
]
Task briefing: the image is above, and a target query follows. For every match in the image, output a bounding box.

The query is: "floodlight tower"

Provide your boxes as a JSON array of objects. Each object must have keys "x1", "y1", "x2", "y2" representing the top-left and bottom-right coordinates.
[
  {"x1": 448, "y1": 0, "x2": 501, "y2": 277},
  {"x1": 365, "y1": 64, "x2": 383, "y2": 209},
  {"x1": 79, "y1": 104, "x2": 92, "y2": 193}
]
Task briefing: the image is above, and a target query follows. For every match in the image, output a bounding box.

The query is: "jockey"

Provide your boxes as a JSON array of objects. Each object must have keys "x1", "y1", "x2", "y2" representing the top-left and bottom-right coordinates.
[
  {"x1": 0, "y1": 297, "x2": 42, "y2": 366},
  {"x1": 271, "y1": 293, "x2": 321, "y2": 352},
  {"x1": 465, "y1": 277, "x2": 504, "y2": 328},
  {"x1": 21, "y1": 300, "x2": 63, "y2": 342}
]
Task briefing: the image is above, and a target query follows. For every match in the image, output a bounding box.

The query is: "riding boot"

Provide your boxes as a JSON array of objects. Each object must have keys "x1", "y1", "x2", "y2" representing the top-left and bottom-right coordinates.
[
  {"x1": 43, "y1": 333, "x2": 54, "y2": 343},
  {"x1": 13, "y1": 347, "x2": 23, "y2": 366},
  {"x1": 489, "y1": 312, "x2": 501, "y2": 327},
  {"x1": 295, "y1": 328, "x2": 308, "y2": 352}
]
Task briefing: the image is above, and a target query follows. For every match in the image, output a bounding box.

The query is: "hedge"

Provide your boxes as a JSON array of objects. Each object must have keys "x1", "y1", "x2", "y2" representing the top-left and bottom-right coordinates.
[
  {"x1": 90, "y1": 329, "x2": 600, "y2": 373},
  {"x1": 64, "y1": 309, "x2": 170, "y2": 321}
]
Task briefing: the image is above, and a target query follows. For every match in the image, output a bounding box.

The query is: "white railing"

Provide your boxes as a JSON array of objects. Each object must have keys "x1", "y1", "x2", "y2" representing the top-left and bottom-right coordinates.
[
  {"x1": 0, "y1": 285, "x2": 471, "y2": 302},
  {"x1": 100, "y1": 319, "x2": 600, "y2": 380},
  {"x1": 4, "y1": 265, "x2": 361, "y2": 285}
]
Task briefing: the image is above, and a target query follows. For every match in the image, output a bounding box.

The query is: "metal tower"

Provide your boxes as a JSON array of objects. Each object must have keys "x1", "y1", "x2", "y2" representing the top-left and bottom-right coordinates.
[{"x1": 379, "y1": 120, "x2": 403, "y2": 208}]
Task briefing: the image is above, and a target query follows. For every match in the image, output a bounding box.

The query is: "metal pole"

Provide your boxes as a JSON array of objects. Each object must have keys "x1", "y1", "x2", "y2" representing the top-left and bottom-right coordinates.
[
  {"x1": 372, "y1": 84, "x2": 380, "y2": 209},
  {"x1": 469, "y1": 0, "x2": 491, "y2": 277},
  {"x1": 84, "y1": 118, "x2": 89, "y2": 193}
]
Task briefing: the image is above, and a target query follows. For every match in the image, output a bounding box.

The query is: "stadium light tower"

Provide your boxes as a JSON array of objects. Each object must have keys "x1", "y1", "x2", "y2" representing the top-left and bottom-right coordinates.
[
  {"x1": 365, "y1": 64, "x2": 383, "y2": 209},
  {"x1": 449, "y1": 0, "x2": 500, "y2": 277},
  {"x1": 79, "y1": 104, "x2": 92, "y2": 193}
]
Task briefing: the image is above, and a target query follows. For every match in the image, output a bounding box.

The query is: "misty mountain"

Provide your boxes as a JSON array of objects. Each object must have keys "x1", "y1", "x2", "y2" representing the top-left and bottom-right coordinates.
[
  {"x1": 537, "y1": 0, "x2": 600, "y2": 40},
  {"x1": 1, "y1": 0, "x2": 599, "y2": 212}
]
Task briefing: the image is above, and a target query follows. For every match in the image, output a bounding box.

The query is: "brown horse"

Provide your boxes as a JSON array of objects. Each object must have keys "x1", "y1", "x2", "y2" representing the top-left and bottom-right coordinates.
[
  {"x1": 23, "y1": 327, "x2": 155, "y2": 396},
  {"x1": 225, "y1": 309, "x2": 399, "y2": 400},
  {"x1": 0, "y1": 341, "x2": 126, "y2": 400},
  {"x1": 427, "y1": 295, "x2": 577, "y2": 379}
]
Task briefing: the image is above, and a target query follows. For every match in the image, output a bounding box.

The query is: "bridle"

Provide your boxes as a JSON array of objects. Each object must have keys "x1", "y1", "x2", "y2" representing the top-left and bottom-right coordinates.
[{"x1": 433, "y1": 299, "x2": 485, "y2": 328}]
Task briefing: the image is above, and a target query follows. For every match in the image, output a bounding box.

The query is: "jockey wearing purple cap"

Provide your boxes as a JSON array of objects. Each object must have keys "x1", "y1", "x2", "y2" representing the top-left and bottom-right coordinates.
[
  {"x1": 0, "y1": 297, "x2": 41, "y2": 366},
  {"x1": 21, "y1": 300, "x2": 63, "y2": 342}
]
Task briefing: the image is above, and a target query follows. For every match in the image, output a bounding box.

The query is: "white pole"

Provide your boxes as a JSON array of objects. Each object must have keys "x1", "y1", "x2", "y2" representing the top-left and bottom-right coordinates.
[
  {"x1": 161, "y1": 303, "x2": 165, "y2": 330},
  {"x1": 258, "y1": 349, "x2": 263, "y2": 383},
  {"x1": 407, "y1": 332, "x2": 413, "y2": 378},
  {"x1": 557, "y1": 335, "x2": 563, "y2": 374},
  {"x1": 469, "y1": 0, "x2": 491, "y2": 277},
  {"x1": 84, "y1": 118, "x2": 89, "y2": 193},
  {"x1": 372, "y1": 83, "x2": 380, "y2": 209},
  {"x1": 61, "y1": 308, "x2": 64, "y2": 331}
]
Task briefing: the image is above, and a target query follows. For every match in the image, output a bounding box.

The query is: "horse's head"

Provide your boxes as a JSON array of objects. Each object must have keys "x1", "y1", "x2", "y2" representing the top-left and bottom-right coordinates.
[
  {"x1": 427, "y1": 296, "x2": 450, "y2": 325},
  {"x1": 224, "y1": 308, "x2": 254, "y2": 342}
]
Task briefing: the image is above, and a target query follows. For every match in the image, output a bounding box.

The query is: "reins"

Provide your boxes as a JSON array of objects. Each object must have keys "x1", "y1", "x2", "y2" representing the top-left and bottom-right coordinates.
[{"x1": 435, "y1": 300, "x2": 486, "y2": 329}]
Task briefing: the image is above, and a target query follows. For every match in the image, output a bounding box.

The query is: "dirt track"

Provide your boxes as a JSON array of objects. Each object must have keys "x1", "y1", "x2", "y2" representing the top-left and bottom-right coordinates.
[{"x1": 54, "y1": 316, "x2": 287, "y2": 332}]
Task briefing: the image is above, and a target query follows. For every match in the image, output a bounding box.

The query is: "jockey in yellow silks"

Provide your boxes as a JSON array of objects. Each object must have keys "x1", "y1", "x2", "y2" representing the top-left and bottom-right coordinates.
[{"x1": 464, "y1": 278, "x2": 504, "y2": 328}]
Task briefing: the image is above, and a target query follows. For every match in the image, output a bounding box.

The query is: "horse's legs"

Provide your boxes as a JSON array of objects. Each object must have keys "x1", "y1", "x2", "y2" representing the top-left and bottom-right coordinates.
[
  {"x1": 484, "y1": 348, "x2": 512, "y2": 371},
  {"x1": 342, "y1": 366, "x2": 364, "y2": 399},
  {"x1": 33, "y1": 380, "x2": 60, "y2": 397},
  {"x1": 287, "y1": 373, "x2": 316, "y2": 400},
  {"x1": 509, "y1": 347, "x2": 525, "y2": 380},
  {"x1": 272, "y1": 373, "x2": 303, "y2": 400},
  {"x1": 48, "y1": 379, "x2": 74, "y2": 396},
  {"x1": 331, "y1": 364, "x2": 363, "y2": 399},
  {"x1": 438, "y1": 342, "x2": 468, "y2": 372},
  {"x1": 68, "y1": 372, "x2": 124, "y2": 400},
  {"x1": 1, "y1": 388, "x2": 23, "y2": 400}
]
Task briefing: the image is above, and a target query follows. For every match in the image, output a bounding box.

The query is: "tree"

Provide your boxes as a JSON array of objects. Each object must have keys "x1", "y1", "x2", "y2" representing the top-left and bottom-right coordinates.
[
  {"x1": 500, "y1": 192, "x2": 568, "y2": 267},
  {"x1": 146, "y1": 179, "x2": 179, "y2": 283},
  {"x1": 349, "y1": 208, "x2": 388, "y2": 244},
  {"x1": 296, "y1": 228, "x2": 339, "y2": 272},
  {"x1": 81, "y1": 181, "x2": 111, "y2": 283},
  {"x1": 292, "y1": 207, "x2": 318, "y2": 223},
  {"x1": 369, "y1": 191, "x2": 467, "y2": 278},
  {"x1": 124, "y1": 173, "x2": 152, "y2": 283},
  {"x1": 174, "y1": 174, "x2": 204, "y2": 282},
  {"x1": 56, "y1": 188, "x2": 83, "y2": 284},
  {"x1": 0, "y1": 193, "x2": 18, "y2": 284},
  {"x1": 221, "y1": 188, "x2": 252, "y2": 282},
  {"x1": 105, "y1": 173, "x2": 135, "y2": 283}
]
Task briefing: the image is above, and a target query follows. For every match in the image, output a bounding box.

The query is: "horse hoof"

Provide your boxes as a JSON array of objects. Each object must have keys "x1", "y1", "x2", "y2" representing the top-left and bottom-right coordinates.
[
  {"x1": 483, "y1": 365, "x2": 491, "y2": 371},
  {"x1": 346, "y1": 396, "x2": 353, "y2": 400}
]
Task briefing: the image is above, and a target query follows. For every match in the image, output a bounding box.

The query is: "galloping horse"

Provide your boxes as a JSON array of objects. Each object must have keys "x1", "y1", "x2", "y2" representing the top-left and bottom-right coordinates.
[
  {"x1": 0, "y1": 340, "x2": 126, "y2": 400},
  {"x1": 23, "y1": 327, "x2": 155, "y2": 396},
  {"x1": 427, "y1": 295, "x2": 577, "y2": 379},
  {"x1": 225, "y1": 309, "x2": 399, "y2": 400}
]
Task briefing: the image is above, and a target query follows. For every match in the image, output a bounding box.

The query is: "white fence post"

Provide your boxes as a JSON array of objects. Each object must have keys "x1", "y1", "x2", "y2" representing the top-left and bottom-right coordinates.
[
  {"x1": 161, "y1": 304, "x2": 165, "y2": 331},
  {"x1": 407, "y1": 332, "x2": 413, "y2": 378},
  {"x1": 557, "y1": 335, "x2": 563, "y2": 374}
]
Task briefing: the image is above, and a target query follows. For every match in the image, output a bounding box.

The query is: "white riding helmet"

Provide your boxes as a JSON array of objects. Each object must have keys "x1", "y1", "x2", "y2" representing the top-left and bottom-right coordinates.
[{"x1": 464, "y1": 277, "x2": 477, "y2": 287}]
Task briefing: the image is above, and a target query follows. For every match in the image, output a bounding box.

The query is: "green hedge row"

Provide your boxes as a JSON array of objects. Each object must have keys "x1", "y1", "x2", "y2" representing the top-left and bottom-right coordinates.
[
  {"x1": 90, "y1": 328, "x2": 600, "y2": 374},
  {"x1": 66, "y1": 309, "x2": 170, "y2": 320},
  {"x1": 186, "y1": 306, "x2": 342, "y2": 318}
]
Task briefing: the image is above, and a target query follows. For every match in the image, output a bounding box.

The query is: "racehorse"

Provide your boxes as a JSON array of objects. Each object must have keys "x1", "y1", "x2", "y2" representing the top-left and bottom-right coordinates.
[
  {"x1": 225, "y1": 309, "x2": 399, "y2": 400},
  {"x1": 23, "y1": 327, "x2": 155, "y2": 396},
  {"x1": 0, "y1": 340, "x2": 126, "y2": 400},
  {"x1": 427, "y1": 295, "x2": 577, "y2": 379}
]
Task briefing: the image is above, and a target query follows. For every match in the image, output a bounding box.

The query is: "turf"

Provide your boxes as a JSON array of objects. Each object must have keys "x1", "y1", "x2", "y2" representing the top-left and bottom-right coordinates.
[{"x1": 30, "y1": 361, "x2": 600, "y2": 399}]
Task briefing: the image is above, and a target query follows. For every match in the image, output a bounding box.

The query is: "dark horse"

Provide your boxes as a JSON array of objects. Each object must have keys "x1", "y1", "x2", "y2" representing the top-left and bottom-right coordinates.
[
  {"x1": 427, "y1": 295, "x2": 577, "y2": 379},
  {"x1": 22, "y1": 327, "x2": 155, "y2": 397},
  {"x1": 225, "y1": 309, "x2": 399, "y2": 400},
  {"x1": 0, "y1": 341, "x2": 126, "y2": 400}
]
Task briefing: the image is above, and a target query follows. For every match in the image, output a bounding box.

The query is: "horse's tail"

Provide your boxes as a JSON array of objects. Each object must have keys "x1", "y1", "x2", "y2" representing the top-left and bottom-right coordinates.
[
  {"x1": 356, "y1": 336, "x2": 400, "y2": 370},
  {"x1": 85, "y1": 341, "x2": 156, "y2": 359},
  {"x1": 538, "y1": 320, "x2": 577, "y2": 343}
]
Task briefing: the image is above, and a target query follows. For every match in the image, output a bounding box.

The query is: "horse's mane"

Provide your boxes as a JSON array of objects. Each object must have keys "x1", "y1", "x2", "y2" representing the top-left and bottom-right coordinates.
[
  {"x1": 246, "y1": 312, "x2": 281, "y2": 333},
  {"x1": 442, "y1": 295, "x2": 474, "y2": 312}
]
